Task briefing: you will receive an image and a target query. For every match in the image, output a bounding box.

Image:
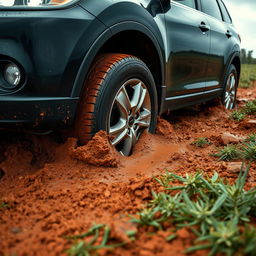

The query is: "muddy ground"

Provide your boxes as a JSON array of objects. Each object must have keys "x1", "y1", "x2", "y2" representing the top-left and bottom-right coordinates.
[{"x1": 0, "y1": 87, "x2": 256, "y2": 256}]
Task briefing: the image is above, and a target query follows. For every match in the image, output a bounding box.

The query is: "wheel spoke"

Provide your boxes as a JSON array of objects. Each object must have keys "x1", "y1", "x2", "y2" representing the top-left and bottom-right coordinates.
[
  {"x1": 226, "y1": 97, "x2": 231, "y2": 109},
  {"x1": 230, "y1": 75, "x2": 236, "y2": 89},
  {"x1": 122, "y1": 129, "x2": 137, "y2": 156},
  {"x1": 226, "y1": 76, "x2": 231, "y2": 92},
  {"x1": 109, "y1": 118, "x2": 127, "y2": 144},
  {"x1": 224, "y1": 73, "x2": 237, "y2": 110},
  {"x1": 110, "y1": 127, "x2": 128, "y2": 146},
  {"x1": 135, "y1": 109, "x2": 151, "y2": 128},
  {"x1": 131, "y1": 82, "x2": 147, "y2": 114},
  {"x1": 115, "y1": 86, "x2": 131, "y2": 118}
]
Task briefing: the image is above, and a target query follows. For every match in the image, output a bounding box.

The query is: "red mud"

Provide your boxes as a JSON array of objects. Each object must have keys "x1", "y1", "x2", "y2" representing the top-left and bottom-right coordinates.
[
  {"x1": 71, "y1": 131, "x2": 120, "y2": 167},
  {"x1": 0, "y1": 87, "x2": 256, "y2": 256}
]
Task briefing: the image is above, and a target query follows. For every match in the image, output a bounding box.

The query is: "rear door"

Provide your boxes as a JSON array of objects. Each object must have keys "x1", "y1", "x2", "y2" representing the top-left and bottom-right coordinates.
[
  {"x1": 164, "y1": 0, "x2": 210, "y2": 97},
  {"x1": 199, "y1": 0, "x2": 234, "y2": 91}
]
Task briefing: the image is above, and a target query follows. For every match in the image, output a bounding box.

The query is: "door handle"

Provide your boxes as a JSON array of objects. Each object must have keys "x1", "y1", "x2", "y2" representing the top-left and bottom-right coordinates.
[
  {"x1": 226, "y1": 30, "x2": 232, "y2": 38},
  {"x1": 199, "y1": 22, "x2": 210, "y2": 32}
]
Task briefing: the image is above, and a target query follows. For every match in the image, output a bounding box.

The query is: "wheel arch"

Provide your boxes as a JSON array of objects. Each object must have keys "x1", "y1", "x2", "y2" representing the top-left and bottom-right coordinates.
[
  {"x1": 71, "y1": 22, "x2": 165, "y2": 114},
  {"x1": 222, "y1": 51, "x2": 241, "y2": 87},
  {"x1": 231, "y1": 55, "x2": 241, "y2": 81}
]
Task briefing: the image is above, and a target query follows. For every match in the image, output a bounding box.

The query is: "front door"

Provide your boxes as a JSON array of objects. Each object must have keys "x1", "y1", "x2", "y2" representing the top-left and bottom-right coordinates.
[{"x1": 164, "y1": 0, "x2": 210, "y2": 97}]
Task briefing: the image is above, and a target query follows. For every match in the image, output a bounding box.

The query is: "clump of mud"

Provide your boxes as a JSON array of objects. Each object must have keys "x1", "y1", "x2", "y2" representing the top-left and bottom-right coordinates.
[
  {"x1": 72, "y1": 130, "x2": 120, "y2": 167},
  {"x1": 156, "y1": 117, "x2": 173, "y2": 137}
]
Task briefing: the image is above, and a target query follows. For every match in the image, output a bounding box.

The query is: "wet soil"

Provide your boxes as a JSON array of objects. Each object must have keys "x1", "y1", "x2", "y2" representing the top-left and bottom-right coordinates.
[{"x1": 0, "y1": 87, "x2": 256, "y2": 256}]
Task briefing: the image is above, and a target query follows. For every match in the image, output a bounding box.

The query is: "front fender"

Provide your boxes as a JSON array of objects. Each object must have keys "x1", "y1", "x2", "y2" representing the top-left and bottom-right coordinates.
[{"x1": 71, "y1": 20, "x2": 165, "y2": 97}]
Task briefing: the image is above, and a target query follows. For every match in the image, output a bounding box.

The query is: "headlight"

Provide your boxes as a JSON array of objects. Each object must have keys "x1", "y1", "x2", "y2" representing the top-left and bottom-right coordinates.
[{"x1": 0, "y1": 0, "x2": 77, "y2": 7}]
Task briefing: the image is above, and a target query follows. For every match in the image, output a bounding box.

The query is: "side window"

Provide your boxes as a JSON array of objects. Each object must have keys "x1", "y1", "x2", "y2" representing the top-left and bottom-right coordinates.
[
  {"x1": 201, "y1": 0, "x2": 223, "y2": 20},
  {"x1": 218, "y1": 0, "x2": 232, "y2": 23},
  {"x1": 174, "y1": 0, "x2": 196, "y2": 9}
]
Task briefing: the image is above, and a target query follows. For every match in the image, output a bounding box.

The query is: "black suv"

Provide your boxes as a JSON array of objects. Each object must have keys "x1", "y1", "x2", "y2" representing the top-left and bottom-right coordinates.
[{"x1": 0, "y1": 0, "x2": 240, "y2": 155}]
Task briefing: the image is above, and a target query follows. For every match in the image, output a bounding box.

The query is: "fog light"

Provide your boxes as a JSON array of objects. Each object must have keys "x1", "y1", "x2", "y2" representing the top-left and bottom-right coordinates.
[{"x1": 4, "y1": 64, "x2": 21, "y2": 88}]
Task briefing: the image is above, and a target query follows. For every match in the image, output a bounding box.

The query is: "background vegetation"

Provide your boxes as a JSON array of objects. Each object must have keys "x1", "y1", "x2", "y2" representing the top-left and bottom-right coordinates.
[{"x1": 240, "y1": 49, "x2": 256, "y2": 88}]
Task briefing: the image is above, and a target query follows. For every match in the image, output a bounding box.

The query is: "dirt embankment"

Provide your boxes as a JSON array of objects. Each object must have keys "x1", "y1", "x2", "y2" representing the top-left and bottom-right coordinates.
[{"x1": 0, "y1": 87, "x2": 256, "y2": 256}]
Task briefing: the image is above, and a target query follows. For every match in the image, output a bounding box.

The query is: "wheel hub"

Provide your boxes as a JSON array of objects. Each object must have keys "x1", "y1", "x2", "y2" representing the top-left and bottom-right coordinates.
[
  {"x1": 108, "y1": 79, "x2": 151, "y2": 156},
  {"x1": 128, "y1": 116, "x2": 135, "y2": 127}
]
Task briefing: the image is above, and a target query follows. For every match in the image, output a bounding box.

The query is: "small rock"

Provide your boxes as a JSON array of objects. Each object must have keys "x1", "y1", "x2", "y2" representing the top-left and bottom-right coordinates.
[
  {"x1": 104, "y1": 190, "x2": 111, "y2": 198},
  {"x1": 247, "y1": 120, "x2": 256, "y2": 125},
  {"x1": 78, "y1": 201, "x2": 86, "y2": 207},
  {"x1": 171, "y1": 152, "x2": 181, "y2": 161},
  {"x1": 237, "y1": 98, "x2": 250, "y2": 103},
  {"x1": 220, "y1": 132, "x2": 243, "y2": 145},
  {"x1": 11, "y1": 227, "x2": 22, "y2": 234},
  {"x1": 226, "y1": 162, "x2": 243, "y2": 173},
  {"x1": 134, "y1": 190, "x2": 142, "y2": 197},
  {"x1": 187, "y1": 157, "x2": 194, "y2": 163}
]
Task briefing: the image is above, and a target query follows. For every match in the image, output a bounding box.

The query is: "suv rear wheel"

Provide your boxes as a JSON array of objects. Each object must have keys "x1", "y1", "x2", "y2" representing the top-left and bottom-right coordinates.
[
  {"x1": 75, "y1": 53, "x2": 158, "y2": 156},
  {"x1": 222, "y1": 64, "x2": 238, "y2": 110}
]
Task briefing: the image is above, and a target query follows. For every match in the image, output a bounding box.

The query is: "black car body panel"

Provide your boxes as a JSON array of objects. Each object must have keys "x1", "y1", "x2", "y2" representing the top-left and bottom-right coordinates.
[{"x1": 0, "y1": 0, "x2": 241, "y2": 129}]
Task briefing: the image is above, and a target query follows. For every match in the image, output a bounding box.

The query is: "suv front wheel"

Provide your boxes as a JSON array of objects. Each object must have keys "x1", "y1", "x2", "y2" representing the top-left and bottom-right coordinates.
[{"x1": 75, "y1": 53, "x2": 158, "y2": 156}]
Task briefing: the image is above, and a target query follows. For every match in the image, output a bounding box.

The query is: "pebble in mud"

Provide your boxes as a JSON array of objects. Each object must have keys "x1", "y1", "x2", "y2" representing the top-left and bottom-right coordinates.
[
  {"x1": 220, "y1": 132, "x2": 244, "y2": 145},
  {"x1": 226, "y1": 162, "x2": 244, "y2": 173}
]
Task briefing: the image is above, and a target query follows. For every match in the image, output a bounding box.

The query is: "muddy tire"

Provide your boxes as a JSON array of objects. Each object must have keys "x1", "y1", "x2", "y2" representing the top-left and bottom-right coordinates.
[
  {"x1": 75, "y1": 53, "x2": 158, "y2": 156},
  {"x1": 222, "y1": 64, "x2": 238, "y2": 110}
]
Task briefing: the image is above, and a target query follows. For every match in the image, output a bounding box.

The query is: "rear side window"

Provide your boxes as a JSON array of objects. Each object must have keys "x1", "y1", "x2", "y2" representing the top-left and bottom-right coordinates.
[
  {"x1": 218, "y1": 0, "x2": 232, "y2": 23},
  {"x1": 174, "y1": 0, "x2": 196, "y2": 9},
  {"x1": 201, "y1": 0, "x2": 222, "y2": 20}
]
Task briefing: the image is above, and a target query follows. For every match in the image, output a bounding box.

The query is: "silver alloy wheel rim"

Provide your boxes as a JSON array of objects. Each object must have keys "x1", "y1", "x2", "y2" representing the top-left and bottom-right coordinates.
[
  {"x1": 108, "y1": 79, "x2": 151, "y2": 156},
  {"x1": 224, "y1": 73, "x2": 236, "y2": 110}
]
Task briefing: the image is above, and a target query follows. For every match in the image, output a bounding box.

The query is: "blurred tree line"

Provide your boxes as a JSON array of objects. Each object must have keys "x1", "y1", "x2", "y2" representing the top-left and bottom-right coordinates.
[{"x1": 241, "y1": 49, "x2": 256, "y2": 64}]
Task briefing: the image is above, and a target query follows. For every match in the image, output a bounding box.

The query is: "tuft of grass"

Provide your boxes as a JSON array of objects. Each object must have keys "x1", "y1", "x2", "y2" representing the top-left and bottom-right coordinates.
[
  {"x1": 242, "y1": 225, "x2": 256, "y2": 255},
  {"x1": 132, "y1": 166, "x2": 256, "y2": 256},
  {"x1": 131, "y1": 207, "x2": 162, "y2": 229},
  {"x1": 240, "y1": 142, "x2": 256, "y2": 162},
  {"x1": 214, "y1": 144, "x2": 241, "y2": 161},
  {"x1": 154, "y1": 170, "x2": 173, "y2": 188},
  {"x1": 186, "y1": 218, "x2": 241, "y2": 256},
  {"x1": 65, "y1": 224, "x2": 125, "y2": 256},
  {"x1": 230, "y1": 110, "x2": 246, "y2": 122},
  {"x1": 245, "y1": 134, "x2": 256, "y2": 143},
  {"x1": 243, "y1": 100, "x2": 256, "y2": 115},
  {"x1": 166, "y1": 172, "x2": 204, "y2": 195},
  {"x1": 229, "y1": 100, "x2": 256, "y2": 122},
  {"x1": 0, "y1": 201, "x2": 10, "y2": 210},
  {"x1": 191, "y1": 137, "x2": 211, "y2": 148}
]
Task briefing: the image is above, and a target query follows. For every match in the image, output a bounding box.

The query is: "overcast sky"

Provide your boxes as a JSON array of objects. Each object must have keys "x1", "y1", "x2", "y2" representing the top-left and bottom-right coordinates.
[{"x1": 224, "y1": 0, "x2": 256, "y2": 57}]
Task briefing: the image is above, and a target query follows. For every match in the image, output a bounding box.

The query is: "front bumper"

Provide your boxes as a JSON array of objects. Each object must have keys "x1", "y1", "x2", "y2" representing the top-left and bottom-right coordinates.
[
  {"x1": 0, "y1": 3, "x2": 104, "y2": 129},
  {"x1": 0, "y1": 96, "x2": 79, "y2": 129}
]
